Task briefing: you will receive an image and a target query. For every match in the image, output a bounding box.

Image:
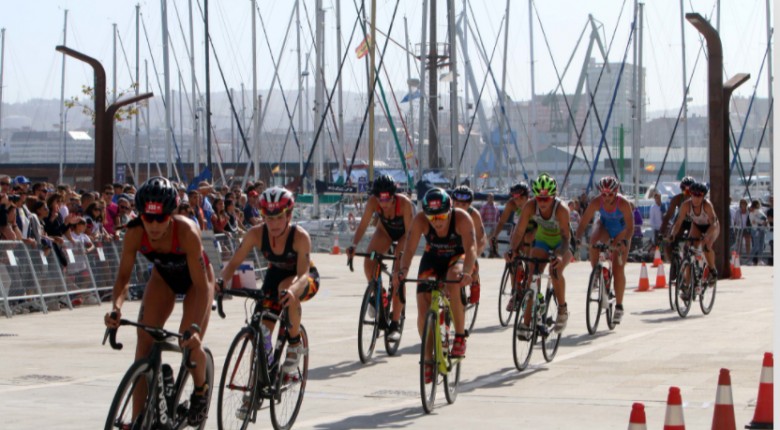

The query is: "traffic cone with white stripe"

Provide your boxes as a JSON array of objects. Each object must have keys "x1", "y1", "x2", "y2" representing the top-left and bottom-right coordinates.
[
  {"x1": 664, "y1": 386, "x2": 685, "y2": 430},
  {"x1": 655, "y1": 263, "x2": 667, "y2": 289},
  {"x1": 730, "y1": 251, "x2": 742, "y2": 279},
  {"x1": 331, "y1": 236, "x2": 340, "y2": 255},
  {"x1": 652, "y1": 246, "x2": 663, "y2": 267},
  {"x1": 637, "y1": 263, "x2": 651, "y2": 292},
  {"x1": 628, "y1": 402, "x2": 648, "y2": 430},
  {"x1": 711, "y1": 368, "x2": 736, "y2": 430},
  {"x1": 745, "y1": 352, "x2": 773, "y2": 429}
]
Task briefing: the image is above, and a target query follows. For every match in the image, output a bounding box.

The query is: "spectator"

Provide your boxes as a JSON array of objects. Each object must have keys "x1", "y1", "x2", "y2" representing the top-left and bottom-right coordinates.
[
  {"x1": 65, "y1": 217, "x2": 95, "y2": 253},
  {"x1": 224, "y1": 199, "x2": 243, "y2": 233},
  {"x1": 43, "y1": 194, "x2": 67, "y2": 243},
  {"x1": 479, "y1": 193, "x2": 499, "y2": 236},
  {"x1": 632, "y1": 201, "x2": 644, "y2": 239},
  {"x1": 732, "y1": 198, "x2": 751, "y2": 256},
  {"x1": 187, "y1": 190, "x2": 207, "y2": 230},
  {"x1": 12, "y1": 185, "x2": 33, "y2": 243},
  {"x1": 114, "y1": 197, "x2": 135, "y2": 235},
  {"x1": 111, "y1": 182, "x2": 124, "y2": 204},
  {"x1": 84, "y1": 202, "x2": 111, "y2": 242},
  {"x1": 197, "y1": 181, "x2": 215, "y2": 230},
  {"x1": 32, "y1": 182, "x2": 47, "y2": 201},
  {"x1": 177, "y1": 184, "x2": 189, "y2": 204},
  {"x1": 649, "y1": 192, "x2": 664, "y2": 247},
  {"x1": 13, "y1": 175, "x2": 31, "y2": 193},
  {"x1": 101, "y1": 184, "x2": 119, "y2": 236},
  {"x1": 210, "y1": 196, "x2": 229, "y2": 234},
  {"x1": 766, "y1": 196, "x2": 773, "y2": 265},
  {"x1": 749, "y1": 200, "x2": 768, "y2": 265},
  {"x1": 0, "y1": 198, "x2": 23, "y2": 240},
  {"x1": 243, "y1": 190, "x2": 261, "y2": 228}
]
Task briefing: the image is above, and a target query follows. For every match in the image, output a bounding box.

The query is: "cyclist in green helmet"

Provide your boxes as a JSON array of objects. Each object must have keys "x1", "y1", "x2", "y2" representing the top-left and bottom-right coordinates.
[{"x1": 506, "y1": 173, "x2": 572, "y2": 334}]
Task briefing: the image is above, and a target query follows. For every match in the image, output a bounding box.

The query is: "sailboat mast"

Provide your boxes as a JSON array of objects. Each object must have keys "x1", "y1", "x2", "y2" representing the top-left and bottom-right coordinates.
[
  {"x1": 188, "y1": 0, "x2": 200, "y2": 177},
  {"x1": 636, "y1": 2, "x2": 644, "y2": 197},
  {"x1": 337, "y1": 0, "x2": 345, "y2": 182},
  {"x1": 113, "y1": 23, "x2": 118, "y2": 181},
  {"x1": 204, "y1": 0, "x2": 212, "y2": 174},
  {"x1": 58, "y1": 10, "x2": 67, "y2": 185},
  {"x1": 297, "y1": 0, "x2": 304, "y2": 178},
  {"x1": 161, "y1": 0, "x2": 173, "y2": 177},
  {"x1": 0, "y1": 28, "x2": 5, "y2": 150},
  {"x1": 314, "y1": 0, "x2": 325, "y2": 217},
  {"x1": 679, "y1": 0, "x2": 688, "y2": 178},
  {"x1": 404, "y1": 17, "x2": 414, "y2": 178},
  {"x1": 368, "y1": 0, "x2": 377, "y2": 181},
  {"x1": 428, "y1": 0, "x2": 438, "y2": 170},
  {"x1": 500, "y1": 0, "x2": 510, "y2": 184},
  {"x1": 417, "y1": 0, "x2": 429, "y2": 183},
  {"x1": 766, "y1": 0, "x2": 773, "y2": 187},
  {"x1": 251, "y1": 0, "x2": 259, "y2": 180},
  {"x1": 135, "y1": 5, "x2": 141, "y2": 181},
  {"x1": 447, "y1": 0, "x2": 459, "y2": 182},
  {"x1": 528, "y1": 0, "x2": 538, "y2": 179}
]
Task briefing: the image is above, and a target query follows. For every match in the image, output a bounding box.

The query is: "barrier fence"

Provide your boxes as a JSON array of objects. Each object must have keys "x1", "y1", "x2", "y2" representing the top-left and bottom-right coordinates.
[{"x1": 0, "y1": 232, "x2": 268, "y2": 318}]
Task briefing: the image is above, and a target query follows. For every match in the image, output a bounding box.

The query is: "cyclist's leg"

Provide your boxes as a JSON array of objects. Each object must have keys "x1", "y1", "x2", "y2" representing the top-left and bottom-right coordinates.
[
  {"x1": 135, "y1": 270, "x2": 176, "y2": 416},
  {"x1": 415, "y1": 257, "x2": 437, "y2": 339},
  {"x1": 390, "y1": 236, "x2": 407, "y2": 324},
  {"x1": 446, "y1": 261, "x2": 465, "y2": 334},
  {"x1": 364, "y1": 226, "x2": 392, "y2": 281},
  {"x1": 612, "y1": 236, "x2": 627, "y2": 306},
  {"x1": 179, "y1": 264, "x2": 215, "y2": 387},
  {"x1": 588, "y1": 224, "x2": 609, "y2": 268}
]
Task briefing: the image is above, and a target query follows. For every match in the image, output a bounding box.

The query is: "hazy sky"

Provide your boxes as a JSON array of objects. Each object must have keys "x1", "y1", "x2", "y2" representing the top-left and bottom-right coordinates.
[{"x1": 0, "y1": 0, "x2": 773, "y2": 117}]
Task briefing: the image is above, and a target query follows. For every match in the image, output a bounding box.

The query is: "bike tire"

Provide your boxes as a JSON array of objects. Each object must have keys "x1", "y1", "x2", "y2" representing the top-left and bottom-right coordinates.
[
  {"x1": 512, "y1": 289, "x2": 536, "y2": 371},
  {"x1": 668, "y1": 256, "x2": 679, "y2": 310},
  {"x1": 675, "y1": 262, "x2": 693, "y2": 318},
  {"x1": 172, "y1": 347, "x2": 215, "y2": 430},
  {"x1": 384, "y1": 296, "x2": 405, "y2": 356},
  {"x1": 420, "y1": 311, "x2": 438, "y2": 414},
  {"x1": 541, "y1": 282, "x2": 561, "y2": 362},
  {"x1": 605, "y1": 285, "x2": 617, "y2": 331},
  {"x1": 443, "y1": 357, "x2": 461, "y2": 404},
  {"x1": 585, "y1": 266, "x2": 603, "y2": 335},
  {"x1": 497, "y1": 264, "x2": 514, "y2": 327},
  {"x1": 462, "y1": 286, "x2": 479, "y2": 334},
  {"x1": 699, "y1": 270, "x2": 717, "y2": 315},
  {"x1": 357, "y1": 285, "x2": 380, "y2": 364},
  {"x1": 270, "y1": 325, "x2": 308, "y2": 430},
  {"x1": 217, "y1": 329, "x2": 258, "y2": 430},
  {"x1": 104, "y1": 358, "x2": 154, "y2": 430}
]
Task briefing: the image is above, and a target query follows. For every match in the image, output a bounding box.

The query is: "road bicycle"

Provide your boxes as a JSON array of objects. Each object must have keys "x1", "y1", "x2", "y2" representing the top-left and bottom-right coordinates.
[
  {"x1": 496, "y1": 240, "x2": 532, "y2": 327},
  {"x1": 511, "y1": 254, "x2": 561, "y2": 372},
  {"x1": 103, "y1": 319, "x2": 215, "y2": 430},
  {"x1": 665, "y1": 238, "x2": 685, "y2": 311},
  {"x1": 674, "y1": 238, "x2": 717, "y2": 318},
  {"x1": 348, "y1": 251, "x2": 405, "y2": 363},
  {"x1": 585, "y1": 242, "x2": 620, "y2": 335},
  {"x1": 403, "y1": 277, "x2": 463, "y2": 414},
  {"x1": 215, "y1": 285, "x2": 308, "y2": 430}
]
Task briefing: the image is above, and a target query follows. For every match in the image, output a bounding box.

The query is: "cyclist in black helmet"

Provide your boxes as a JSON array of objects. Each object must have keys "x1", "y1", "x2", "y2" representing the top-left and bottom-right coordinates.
[
  {"x1": 393, "y1": 188, "x2": 477, "y2": 363},
  {"x1": 489, "y1": 182, "x2": 535, "y2": 256},
  {"x1": 347, "y1": 174, "x2": 414, "y2": 341},
  {"x1": 452, "y1": 185, "x2": 486, "y2": 305},
  {"x1": 668, "y1": 181, "x2": 720, "y2": 284},
  {"x1": 104, "y1": 176, "x2": 215, "y2": 426},
  {"x1": 661, "y1": 176, "x2": 696, "y2": 264}
]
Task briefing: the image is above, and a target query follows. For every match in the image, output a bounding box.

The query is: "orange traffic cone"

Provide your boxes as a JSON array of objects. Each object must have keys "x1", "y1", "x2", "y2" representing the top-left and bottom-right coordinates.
[
  {"x1": 637, "y1": 263, "x2": 651, "y2": 292},
  {"x1": 652, "y1": 246, "x2": 663, "y2": 267},
  {"x1": 331, "y1": 236, "x2": 341, "y2": 255},
  {"x1": 655, "y1": 263, "x2": 667, "y2": 289},
  {"x1": 731, "y1": 251, "x2": 742, "y2": 279},
  {"x1": 745, "y1": 352, "x2": 773, "y2": 429},
  {"x1": 711, "y1": 368, "x2": 736, "y2": 430},
  {"x1": 628, "y1": 402, "x2": 648, "y2": 430},
  {"x1": 729, "y1": 251, "x2": 735, "y2": 274},
  {"x1": 664, "y1": 386, "x2": 686, "y2": 430}
]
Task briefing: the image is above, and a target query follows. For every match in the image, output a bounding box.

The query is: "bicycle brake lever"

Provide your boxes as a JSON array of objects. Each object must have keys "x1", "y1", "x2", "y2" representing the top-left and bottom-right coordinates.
[{"x1": 181, "y1": 329, "x2": 197, "y2": 369}]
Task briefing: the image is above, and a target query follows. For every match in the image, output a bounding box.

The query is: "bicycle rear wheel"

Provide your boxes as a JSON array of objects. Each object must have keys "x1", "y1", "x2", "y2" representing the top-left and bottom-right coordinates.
[
  {"x1": 172, "y1": 347, "x2": 215, "y2": 429},
  {"x1": 104, "y1": 359, "x2": 154, "y2": 430},
  {"x1": 357, "y1": 284, "x2": 380, "y2": 363},
  {"x1": 512, "y1": 289, "x2": 535, "y2": 371},
  {"x1": 218, "y1": 329, "x2": 258, "y2": 430},
  {"x1": 420, "y1": 311, "x2": 438, "y2": 414},
  {"x1": 585, "y1": 266, "x2": 603, "y2": 335},
  {"x1": 675, "y1": 262, "x2": 693, "y2": 318},
  {"x1": 699, "y1": 270, "x2": 716, "y2": 315},
  {"x1": 668, "y1": 255, "x2": 679, "y2": 310},
  {"x1": 270, "y1": 325, "x2": 308, "y2": 430},
  {"x1": 541, "y1": 284, "x2": 561, "y2": 362},
  {"x1": 497, "y1": 264, "x2": 515, "y2": 327}
]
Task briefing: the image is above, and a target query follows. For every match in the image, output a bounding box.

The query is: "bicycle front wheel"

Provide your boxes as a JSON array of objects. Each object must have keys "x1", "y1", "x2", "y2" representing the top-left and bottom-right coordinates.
[
  {"x1": 585, "y1": 266, "x2": 603, "y2": 335},
  {"x1": 668, "y1": 256, "x2": 679, "y2": 310},
  {"x1": 541, "y1": 284, "x2": 562, "y2": 362},
  {"x1": 699, "y1": 270, "x2": 717, "y2": 315},
  {"x1": 675, "y1": 262, "x2": 693, "y2": 318},
  {"x1": 218, "y1": 329, "x2": 258, "y2": 430},
  {"x1": 173, "y1": 347, "x2": 215, "y2": 429},
  {"x1": 357, "y1": 284, "x2": 380, "y2": 364},
  {"x1": 462, "y1": 286, "x2": 479, "y2": 334},
  {"x1": 105, "y1": 359, "x2": 153, "y2": 430},
  {"x1": 497, "y1": 264, "x2": 514, "y2": 327},
  {"x1": 512, "y1": 289, "x2": 535, "y2": 371},
  {"x1": 270, "y1": 325, "x2": 308, "y2": 430},
  {"x1": 420, "y1": 311, "x2": 438, "y2": 414}
]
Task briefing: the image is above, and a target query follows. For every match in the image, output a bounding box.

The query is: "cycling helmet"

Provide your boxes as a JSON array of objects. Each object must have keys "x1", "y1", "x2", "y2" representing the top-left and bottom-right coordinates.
[
  {"x1": 135, "y1": 176, "x2": 178, "y2": 216},
  {"x1": 509, "y1": 182, "x2": 530, "y2": 197},
  {"x1": 680, "y1": 176, "x2": 696, "y2": 191},
  {"x1": 531, "y1": 173, "x2": 558, "y2": 197},
  {"x1": 371, "y1": 174, "x2": 397, "y2": 198},
  {"x1": 689, "y1": 181, "x2": 709, "y2": 195},
  {"x1": 421, "y1": 188, "x2": 451, "y2": 215},
  {"x1": 597, "y1": 176, "x2": 620, "y2": 194},
  {"x1": 259, "y1": 187, "x2": 295, "y2": 216},
  {"x1": 451, "y1": 185, "x2": 474, "y2": 203}
]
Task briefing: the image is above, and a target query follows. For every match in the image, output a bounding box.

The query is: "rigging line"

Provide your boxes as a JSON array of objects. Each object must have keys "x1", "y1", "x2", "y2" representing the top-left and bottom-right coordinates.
[
  {"x1": 652, "y1": 39, "x2": 705, "y2": 191},
  {"x1": 213, "y1": 0, "x2": 248, "y2": 87},
  {"x1": 584, "y1": 15, "x2": 636, "y2": 195},
  {"x1": 195, "y1": 0, "x2": 261, "y2": 181},
  {"x1": 742, "y1": 100, "x2": 772, "y2": 198},
  {"x1": 729, "y1": 123, "x2": 750, "y2": 195},
  {"x1": 459, "y1": 16, "x2": 503, "y2": 169},
  {"x1": 375, "y1": 73, "x2": 412, "y2": 186},
  {"x1": 552, "y1": 19, "x2": 591, "y2": 95},
  {"x1": 463, "y1": 4, "x2": 527, "y2": 180},
  {"x1": 140, "y1": 12, "x2": 186, "y2": 183},
  {"x1": 729, "y1": 29, "x2": 771, "y2": 174},
  {"x1": 379, "y1": 61, "x2": 416, "y2": 170},
  {"x1": 367, "y1": 20, "x2": 416, "y2": 57},
  {"x1": 114, "y1": 30, "x2": 154, "y2": 136},
  {"x1": 299, "y1": 0, "x2": 366, "y2": 185}
]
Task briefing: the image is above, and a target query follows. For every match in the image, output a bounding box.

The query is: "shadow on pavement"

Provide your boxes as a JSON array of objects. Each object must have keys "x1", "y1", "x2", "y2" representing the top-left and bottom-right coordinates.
[
  {"x1": 311, "y1": 404, "x2": 424, "y2": 429},
  {"x1": 459, "y1": 366, "x2": 545, "y2": 392},
  {"x1": 308, "y1": 359, "x2": 386, "y2": 380}
]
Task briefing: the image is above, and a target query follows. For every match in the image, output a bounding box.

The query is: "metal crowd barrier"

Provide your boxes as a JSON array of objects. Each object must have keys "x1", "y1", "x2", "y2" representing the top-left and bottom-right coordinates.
[{"x1": 731, "y1": 225, "x2": 774, "y2": 265}]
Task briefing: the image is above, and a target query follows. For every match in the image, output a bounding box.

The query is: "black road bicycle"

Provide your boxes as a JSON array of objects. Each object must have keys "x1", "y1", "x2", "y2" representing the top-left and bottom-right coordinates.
[{"x1": 674, "y1": 238, "x2": 717, "y2": 318}]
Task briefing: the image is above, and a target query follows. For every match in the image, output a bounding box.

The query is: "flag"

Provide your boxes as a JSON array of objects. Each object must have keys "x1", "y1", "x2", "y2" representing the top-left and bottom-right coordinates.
[
  {"x1": 355, "y1": 35, "x2": 372, "y2": 59},
  {"x1": 400, "y1": 89, "x2": 421, "y2": 103},
  {"x1": 644, "y1": 164, "x2": 656, "y2": 172},
  {"x1": 405, "y1": 151, "x2": 414, "y2": 160},
  {"x1": 480, "y1": 172, "x2": 489, "y2": 179},
  {"x1": 676, "y1": 159, "x2": 687, "y2": 180},
  {"x1": 271, "y1": 165, "x2": 281, "y2": 174}
]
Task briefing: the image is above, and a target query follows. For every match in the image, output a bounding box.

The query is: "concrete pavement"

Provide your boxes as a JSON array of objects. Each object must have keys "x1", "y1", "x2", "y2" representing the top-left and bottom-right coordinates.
[{"x1": 0, "y1": 254, "x2": 774, "y2": 429}]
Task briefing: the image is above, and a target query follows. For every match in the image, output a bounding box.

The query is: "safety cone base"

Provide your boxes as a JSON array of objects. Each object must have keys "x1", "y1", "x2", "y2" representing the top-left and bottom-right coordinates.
[{"x1": 637, "y1": 263, "x2": 651, "y2": 292}]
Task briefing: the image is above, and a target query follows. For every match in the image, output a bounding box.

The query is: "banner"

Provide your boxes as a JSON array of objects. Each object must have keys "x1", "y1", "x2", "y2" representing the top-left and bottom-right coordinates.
[{"x1": 315, "y1": 180, "x2": 358, "y2": 195}]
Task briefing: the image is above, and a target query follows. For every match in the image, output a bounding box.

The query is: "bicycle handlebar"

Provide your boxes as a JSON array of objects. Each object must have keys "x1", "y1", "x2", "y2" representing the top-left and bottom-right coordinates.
[
  {"x1": 402, "y1": 278, "x2": 462, "y2": 288},
  {"x1": 347, "y1": 250, "x2": 395, "y2": 272},
  {"x1": 103, "y1": 316, "x2": 199, "y2": 369}
]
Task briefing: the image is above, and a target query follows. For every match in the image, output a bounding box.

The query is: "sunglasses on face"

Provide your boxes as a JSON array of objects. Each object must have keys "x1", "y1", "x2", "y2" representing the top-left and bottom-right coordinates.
[
  {"x1": 425, "y1": 213, "x2": 448, "y2": 222},
  {"x1": 691, "y1": 192, "x2": 704, "y2": 198},
  {"x1": 453, "y1": 193, "x2": 471, "y2": 202},
  {"x1": 0, "y1": 182, "x2": 10, "y2": 186},
  {"x1": 261, "y1": 211, "x2": 288, "y2": 221},
  {"x1": 141, "y1": 213, "x2": 171, "y2": 223},
  {"x1": 601, "y1": 192, "x2": 616, "y2": 198},
  {"x1": 536, "y1": 196, "x2": 552, "y2": 203}
]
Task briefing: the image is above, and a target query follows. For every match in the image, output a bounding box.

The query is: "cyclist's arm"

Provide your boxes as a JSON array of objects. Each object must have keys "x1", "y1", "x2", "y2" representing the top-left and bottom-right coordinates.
[
  {"x1": 555, "y1": 204, "x2": 572, "y2": 258},
  {"x1": 220, "y1": 224, "x2": 262, "y2": 286},
  {"x1": 350, "y1": 196, "x2": 378, "y2": 249},
  {"x1": 669, "y1": 200, "x2": 690, "y2": 238},
  {"x1": 575, "y1": 199, "x2": 598, "y2": 242},
  {"x1": 289, "y1": 229, "x2": 313, "y2": 298},
  {"x1": 110, "y1": 226, "x2": 141, "y2": 312},
  {"x1": 181, "y1": 217, "x2": 214, "y2": 327},
  {"x1": 490, "y1": 200, "x2": 515, "y2": 240},
  {"x1": 470, "y1": 209, "x2": 487, "y2": 255},
  {"x1": 508, "y1": 201, "x2": 534, "y2": 254},
  {"x1": 616, "y1": 198, "x2": 634, "y2": 245},
  {"x1": 396, "y1": 213, "x2": 426, "y2": 280},
  {"x1": 662, "y1": 195, "x2": 682, "y2": 234}
]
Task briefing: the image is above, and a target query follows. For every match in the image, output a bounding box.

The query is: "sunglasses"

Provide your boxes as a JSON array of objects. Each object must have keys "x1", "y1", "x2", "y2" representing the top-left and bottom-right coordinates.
[
  {"x1": 536, "y1": 196, "x2": 552, "y2": 203},
  {"x1": 601, "y1": 192, "x2": 616, "y2": 198},
  {"x1": 691, "y1": 192, "x2": 704, "y2": 197},
  {"x1": 453, "y1": 193, "x2": 471, "y2": 202},
  {"x1": 511, "y1": 193, "x2": 525, "y2": 199},
  {"x1": 141, "y1": 213, "x2": 171, "y2": 223},
  {"x1": 425, "y1": 213, "x2": 448, "y2": 222},
  {"x1": 119, "y1": 206, "x2": 131, "y2": 210}
]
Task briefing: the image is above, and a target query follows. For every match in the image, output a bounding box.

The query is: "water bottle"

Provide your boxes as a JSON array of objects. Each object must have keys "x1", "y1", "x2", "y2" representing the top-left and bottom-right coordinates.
[
  {"x1": 261, "y1": 324, "x2": 274, "y2": 366},
  {"x1": 439, "y1": 311, "x2": 449, "y2": 351}
]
